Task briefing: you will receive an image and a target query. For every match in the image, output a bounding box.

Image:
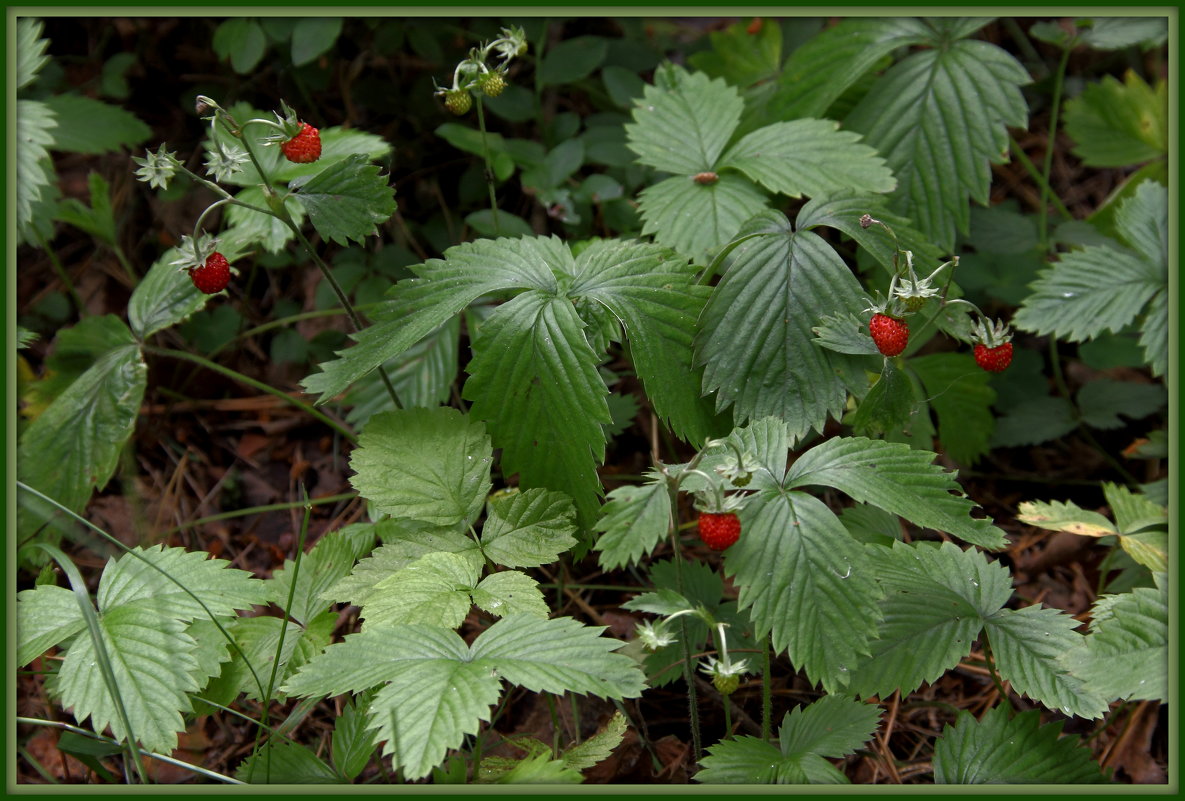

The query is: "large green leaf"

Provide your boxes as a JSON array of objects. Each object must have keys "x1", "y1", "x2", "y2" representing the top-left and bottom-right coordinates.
[
  {"x1": 635, "y1": 173, "x2": 770, "y2": 263},
  {"x1": 625, "y1": 65, "x2": 744, "y2": 175},
  {"x1": 845, "y1": 26, "x2": 1030, "y2": 249},
  {"x1": 1061, "y1": 579, "x2": 1167, "y2": 703},
  {"x1": 1063, "y1": 71, "x2": 1166, "y2": 167},
  {"x1": 17, "y1": 339, "x2": 147, "y2": 558},
  {"x1": 698, "y1": 695, "x2": 881, "y2": 783},
  {"x1": 462, "y1": 290, "x2": 611, "y2": 528},
  {"x1": 795, "y1": 192, "x2": 945, "y2": 277},
  {"x1": 592, "y1": 477, "x2": 672, "y2": 570},
  {"x1": 349, "y1": 407, "x2": 492, "y2": 527},
  {"x1": 785, "y1": 436, "x2": 1007, "y2": 549},
  {"x1": 481, "y1": 489, "x2": 578, "y2": 568},
  {"x1": 361, "y1": 551, "x2": 481, "y2": 630},
  {"x1": 290, "y1": 154, "x2": 396, "y2": 246},
  {"x1": 845, "y1": 542, "x2": 1011, "y2": 698},
  {"x1": 569, "y1": 240, "x2": 720, "y2": 443},
  {"x1": 984, "y1": 605, "x2": 1109, "y2": 719},
  {"x1": 718, "y1": 118, "x2": 895, "y2": 199},
  {"x1": 303, "y1": 236, "x2": 562, "y2": 403},
  {"x1": 696, "y1": 212, "x2": 868, "y2": 438},
  {"x1": 909, "y1": 352, "x2": 996, "y2": 464},
  {"x1": 932, "y1": 705, "x2": 1106, "y2": 783},
  {"x1": 282, "y1": 616, "x2": 644, "y2": 780},
  {"x1": 724, "y1": 492, "x2": 883, "y2": 691},
  {"x1": 16, "y1": 584, "x2": 86, "y2": 668}
]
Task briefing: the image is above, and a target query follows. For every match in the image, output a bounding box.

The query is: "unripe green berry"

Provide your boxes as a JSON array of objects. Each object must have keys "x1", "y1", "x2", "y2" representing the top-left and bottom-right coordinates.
[
  {"x1": 713, "y1": 673, "x2": 740, "y2": 696},
  {"x1": 444, "y1": 90, "x2": 472, "y2": 115},
  {"x1": 480, "y1": 72, "x2": 507, "y2": 97},
  {"x1": 900, "y1": 295, "x2": 927, "y2": 313}
]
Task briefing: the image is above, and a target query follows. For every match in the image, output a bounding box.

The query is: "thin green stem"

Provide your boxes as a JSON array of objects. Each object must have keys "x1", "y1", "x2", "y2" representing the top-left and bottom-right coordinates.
[
  {"x1": 979, "y1": 634, "x2": 1014, "y2": 714},
  {"x1": 761, "y1": 639, "x2": 772, "y2": 741},
  {"x1": 664, "y1": 478, "x2": 702, "y2": 762},
  {"x1": 35, "y1": 230, "x2": 86, "y2": 317},
  {"x1": 474, "y1": 96, "x2": 501, "y2": 235},
  {"x1": 1038, "y1": 43, "x2": 1074, "y2": 250},
  {"x1": 204, "y1": 303, "x2": 384, "y2": 361},
  {"x1": 1008, "y1": 137, "x2": 1074, "y2": 223},
  {"x1": 159, "y1": 492, "x2": 354, "y2": 537},
  {"x1": 143, "y1": 345, "x2": 357, "y2": 443}
]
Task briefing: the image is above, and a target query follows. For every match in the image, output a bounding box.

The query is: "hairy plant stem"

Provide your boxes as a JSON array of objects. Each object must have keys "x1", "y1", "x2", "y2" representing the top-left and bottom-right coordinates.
[
  {"x1": 34, "y1": 230, "x2": 85, "y2": 317},
  {"x1": 979, "y1": 634, "x2": 1014, "y2": 714},
  {"x1": 474, "y1": 96, "x2": 501, "y2": 235},
  {"x1": 1038, "y1": 42, "x2": 1075, "y2": 250},
  {"x1": 761, "y1": 639, "x2": 772, "y2": 740}
]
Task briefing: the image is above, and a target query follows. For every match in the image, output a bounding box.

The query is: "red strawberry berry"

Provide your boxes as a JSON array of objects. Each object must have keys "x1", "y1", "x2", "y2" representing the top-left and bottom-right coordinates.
[
  {"x1": 869, "y1": 313, "x2": 909, "y2": 356},
  {"x1": 698, "y1": 512, "x2": 741, "y2": 552},
  {"x1": 974, "y1": 342, "x2": 1013, "y2": 372},
  {"x1": 280, "y1": 122, "x2": 321, "y2": 164},
  {"x1": 189, "y1": 252, "x2": 230, "y2": 294}
]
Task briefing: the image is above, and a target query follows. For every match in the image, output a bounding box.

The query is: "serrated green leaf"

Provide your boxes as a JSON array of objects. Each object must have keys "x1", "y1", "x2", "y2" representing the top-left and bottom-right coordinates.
[
  {"x1": 471, "y1": 571, "x2": 549, "y2": 619},
  {"x1": 910, "y1": 353, "x2": 996, "y2": 464},
  {"x1": 991, "y1": 395, "x2": 1078, "y2": 447},
  {"x1": 303, "y1": 236, "x2": 562, "y2": 403},
  {"x1": 17, "y1": 343, "x2": 147, "y2": 559},
  {"x1": 1016, "y1": 499, "x2": 1117, "y2": 538},
  {"x1": 291, "y1": 17, "x2": 342, "y2": 66},
  {"x1": 561, "y1": 710, "x2": 629, "y2": 772},
  {"x1": 322, "y1": 521, "x2": 481, "y2": 607},
  {"x1": 699, "y1": 696, "x2": 880, "y2": 783},
  {"x1": 17, "y1": 584, "x2": 86, "y2": 667},
  {"x1": 1063, "y1": 71, "x2": 1166, "y2": 167},
  {"x1": 54, "y1": 604, "x2": 200, "y2": 755},
  {"x1": 719, "y1": 119, "x2": 896, "y2": 199},
  {"x1": 16, "y1": 100, "x2": 57, "y2": 230},
  {"x1": 725, "y1": 492, "x2": 882, "y2": 691},
  {"x1": 845, "y1": 32, "x2": 1029, "y2": 249},
  {"x1": 812, "y1": 311, "x2": 881, "y2": 356},
  {"x1": 221, "y1": 186, "x2": 304, "y2": 254},
  {"x1": 688, "y1": 17, "x2": 782, "y2": 87},
  {"x1": 483, "y1": 750, "x2": 583, "y2": 784},
  {"x1": 1103, "y1": 482, "x2": 1167, "y2": 535},
  {"x1": 210, "y1": 615, "x2": 323, "y2": 703},
  {"x1": 621, "y1": 588, "x2": 696, "y2": 617},
  {"x1": 1120, "y1": 531, "x2": 1168, "y2": 573},
  {"x1": 212, "y1": 19, "x2": 267, "y2": 74},
  {"x1": 463, "y1": 290, "x2": 611, "y2": 529},
  {"x1": 349, "y1": 407, "x2": 492, "y2": 527},
  {"x1": 291, "y1": 154, "x2": 395, "y2": 246},
  {"x1": 786, "y1": 436, "x2": 1007, "y2": 549},
  {"x1": 332, "y1": 690, "x2": 379, "y2": 781},
  {"x1": 1079, "y1": 17, "x2": 1168, "y2": 50},
  {"x1": 17, "y1": 18, "x2": 52, "y2": 90},
  {"x1": 42, "y1": 94, "x2": 150, "y2": 154},
  {"x1": 625, "y1": 65, "x2": 744, "y2": 174},
  {"x1": 984, "y1": 605, "x2": 1109, "y2": 718},
  {"x1": 636, "y1": 173, "x2": 770, "y2": 263},
  {"x1": 570, "y1": 240, "x2": 720, "y2": 443},
  {"x1": 237, "y1": 740, "x2": 340, "y2": 784},
  {"x1": 97, "y1": 544, "x2": 268, "y2": 621},
  {"x1": 1077, "y1": 378, "x2": 1166, "y2": 430},
  {"x1": 933, "y1": 705, "x2": 1106, "y2": 783},
  {"x1": 1137, "y1": 289, "x2": 1168, "y2": 377},
  {"x1": 361, "y1": 552, "x2": 480, "y2": 630},
  {"x1": 846, "y1": 542, "x2": 1011, "y2": 698},
  {"x1": 696, "y1": 214, "x2": 868, "y2": 438},
  {"x1": 1062, "y1": 581, "x2": 1167, "y2": 702},
  {"x1": 270, "y1": 526, "x2": 375, "y2": 625},
  {"x1": 848, "y1": 359, "x2": 917, "y2": 438},
  {"x1": 593, "y1": 478, "x2": 672, "y2": 570},
  {"x1": 797, "y1": 192, "x2": 945, "y2": 277},
  {"x1": 55, "y1": 172, "x2": 116, "y2": 245},
  {"x1": 22, "y1": 315, "x2": 137, "y2": 420},
  {"x1": 766, "y1": 18, "x2": 929, "y2": 121},
  {"x1": 345, "y1": 317, "x2": 459, "y2": 427},
  {"x1": 481, "y1": 488, "x2": 578, "y2": 568}
]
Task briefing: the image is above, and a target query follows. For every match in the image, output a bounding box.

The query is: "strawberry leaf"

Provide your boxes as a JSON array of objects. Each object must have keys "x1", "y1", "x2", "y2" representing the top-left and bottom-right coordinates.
[
  {"x1": 909, "y1": 352, "x2": 997, "y2": 465},
  {"x1": 718, "y1": 118, "x2": 896, "y2": 199},
  {"x1": 785, "y1": 436, "x2": 1007, "y2": 549},
  {"x1": 290, "y1": 154, "x2": 395, "y2": 246},
  {"x1": 592, "y1": 475, "x2": 672, "y2": 570},
  {"x1": 361, "y1": 552, "x2": 482, "y2": 630},
  {"x1": 462, "y1": 290, "x2": 611, "y2": 530},
  {"x1": 932, "y1": 705, "x2": 1107, "y2": 783},
  {"x1": 269, "y1": 527, "x2": 376, "y2": 626},
  {"x1": 635, "y1": 173, "x2": 770, "y2": 262},
  {"x1": 349, "y1": 407, "x2": 492, "y2": 528},
  {"x1": 795, "y1": 192, "x2": 944, "y2": 277},
  {"x1": 696, "y1": 211, "x2": 869, "y2": 439},
  {"x1": 845, "y1": 21, "x2": 1030, "y2": 249},
  {"x1": 236, "y1": 741, "x2": 339, "y2": 784},
  {"x1": 1063, "y1": 71, "x2": 1166, "y2": 167},
  {"x1": 481, "y1": 489, "x2": 578, "y2": 569},
  {"x1": 16, "y1": 99, "x2": 57, "y2": 231},
  {"x1": 725, "y1": 492, "x2": 883, "y2": 691},
  {"x1": 471, "y1": 571, "x2": 550, "y2": 619},
  {"x1": 16, "y1": 584, "x2": 86, "y2": 668},
  {"x1": 569, "y1": 240, "x2": 722, "y2": 444},
  {"x1": 282, "y1": 616, "x2": 644, "y2": 780}
]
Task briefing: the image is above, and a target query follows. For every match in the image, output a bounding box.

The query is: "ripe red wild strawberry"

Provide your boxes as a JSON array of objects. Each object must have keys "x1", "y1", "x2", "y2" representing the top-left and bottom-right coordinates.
[
  {"x1": 869, "y1": 313, "x2": 909, "y2": 356},
  {"x1": 189, "y1": 252, "x2": 230, "y2": 294},
  {"x1": 281, "y1": 122, "x2": 321, "y2": 164},
  {"x1": 698, "y1": 512, "x2": 741, "y2": 552},
  {"x1": 974, "y1": 342, "x2": 1013, "y2": 372}
]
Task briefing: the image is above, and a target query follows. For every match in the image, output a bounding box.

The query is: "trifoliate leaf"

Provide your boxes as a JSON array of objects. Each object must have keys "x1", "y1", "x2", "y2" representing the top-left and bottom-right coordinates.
[
  {"x1": 1062, "y1": 580, "x2": 1167, "y2": 702},
  {"x1": 1063, "y1": 71, "x2": 1166, "y2": 167},
  {"x1": 17, "y1": 584, "x2": 86, "y2": 667},
  {"x1": 910, "y1": 352, "x2": 997, "y2": 464},
  {"x1": 932, "y1": 705, "x2": 1106, "y2": 783},
  {"x1": 42, "y1": 94, "x2": 151, "y2": 154},
  {"x1": 349, "y1": 407, "x2": 492, "y2": 527},
  {"x1": 593, "y1": 477, "x2": 672, "y2": 570},
  {"x1": 290, "y1": 154, "x2": 395, "y2": 246},
  {"x1": 625, "y1": 65, "x2": 744, "y2": 175},
  {"x1": 569, "y1": 239, "x2": 721, "y2": 444},
  {"x1": 360, "y1": 552, "x2": 481, "y2": 630},
  {"x1": 634, "y1": 172, "x2": 770, "y2": 264},
  {"x1": 718, "y1": 118, "x2": 896, "y2": 199},
  {"x1": 696, "y1": 212, "x2": 869, "y2": 439},
  {"x1": 698, "y1": 696, "x2": 881, "y2": 783},
  {"x1": 785, "y1": 436, "x2": 1007, "y2": 549},
  {"x1": 845, "y1": 27, "x2": 1030, "y2": 249},
  {"x1": 205, "y1": 614, "x2": 332, "y2": 704},
  {"x1": 1016, "y1": 498, "x2": 1117, "y2": 538},
  {"x1": 471, "y1": 571, "x2": 549, "y2": 619},
  {"x1": 462, "y1": 290, "x2": 611, "y2": 529},
  {"x1": 984, "y1": 604, "x2": 1109, "y2": 719},
  {"x1": 845, "y1": 542, "x2": 1011, "y2": 698},
  {"x1": 481, "y1": 489, "x2": 578, "y2": 568},
  {"x1": 724, "y1": 492, "x2": 882, "y2": 691}
]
